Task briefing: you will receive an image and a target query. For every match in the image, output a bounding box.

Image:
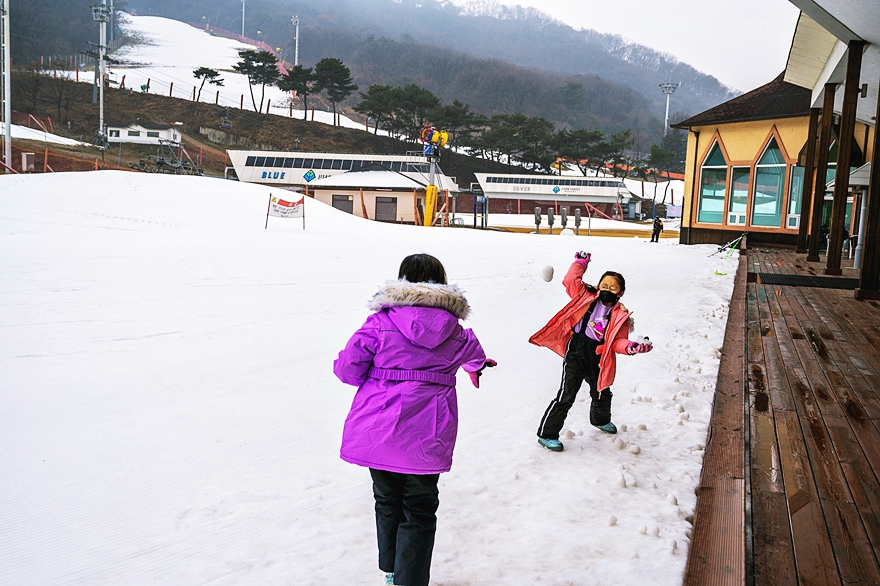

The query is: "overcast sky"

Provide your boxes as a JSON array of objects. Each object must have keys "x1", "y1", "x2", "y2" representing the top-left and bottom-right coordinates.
[{"x1": 456, "y1": 0, "x2": 802, "y2": 92}]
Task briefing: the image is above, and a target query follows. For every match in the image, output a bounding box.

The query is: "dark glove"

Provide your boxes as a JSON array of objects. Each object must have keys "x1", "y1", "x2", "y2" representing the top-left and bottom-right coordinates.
[{"x1": 468, "y1": 358, "x2": 497, "y2": 388}]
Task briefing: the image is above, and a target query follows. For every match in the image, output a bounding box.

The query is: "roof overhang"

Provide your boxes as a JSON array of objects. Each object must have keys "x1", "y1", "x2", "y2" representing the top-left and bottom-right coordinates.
[
  {"x1": 785, "y1": 1, "x2": 880, "y2": 126},
  {"x1": 826, "y1": 162, "x2": 872, "y2": 189}
]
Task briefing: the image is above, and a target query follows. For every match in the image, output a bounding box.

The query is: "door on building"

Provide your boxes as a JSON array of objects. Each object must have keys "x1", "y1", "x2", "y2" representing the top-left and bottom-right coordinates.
[
  {"x1": 375, "y1": 196, "x2": 398, "y2": 223},
  {"x1": 332, "y1": 194, "x2": 354, "y2": 214}
]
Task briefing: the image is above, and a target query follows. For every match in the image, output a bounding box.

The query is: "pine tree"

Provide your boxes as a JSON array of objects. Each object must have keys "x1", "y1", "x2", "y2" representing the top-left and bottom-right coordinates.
[
  {"x1": 232, "y1": 50, "x2": 280, "y2": 113},
  {"x1": 313, "y1": 58, "x2": 358, "y2": 126},
  {"x1": 278, "y1": 65, "x2": 316, "y2": 120},
  {"x1": 192, "y1": 67, "x2": 224, "y2": 103}
]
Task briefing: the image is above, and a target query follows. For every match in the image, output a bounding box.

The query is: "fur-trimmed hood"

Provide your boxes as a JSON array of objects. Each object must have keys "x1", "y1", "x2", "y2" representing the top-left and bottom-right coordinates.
[{"x1": 368, "y1": 280, "x2": 471, "y2": 320}]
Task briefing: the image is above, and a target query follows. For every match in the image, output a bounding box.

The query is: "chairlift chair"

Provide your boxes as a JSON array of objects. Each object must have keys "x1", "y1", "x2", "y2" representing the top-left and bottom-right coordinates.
[{"x1": 220, "y1": 108, "x2": 232, "y2": 130}]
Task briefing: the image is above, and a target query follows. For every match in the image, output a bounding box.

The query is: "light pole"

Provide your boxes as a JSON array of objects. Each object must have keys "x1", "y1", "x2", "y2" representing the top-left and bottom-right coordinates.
[
  {"x1": 291, "y1": 15, "x2": 299, "y2": 67},
  {"x1": 241, "y1": 0, "x2": 245, "y2": 37},
  {"x1": 91, "y1": 0, "x2": 110, "y2": 148},
  {"x1": 660, "y1": 82, "x2": 679, "y2": 136},
  {"x1": 1, "y1": 0, "x2": 11, "y2": 172}
]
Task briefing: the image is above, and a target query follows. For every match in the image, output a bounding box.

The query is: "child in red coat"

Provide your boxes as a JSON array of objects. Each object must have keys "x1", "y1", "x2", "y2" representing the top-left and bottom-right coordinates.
[{"x1": 530, "y1": 251, "x2": 652, "y2": 451}]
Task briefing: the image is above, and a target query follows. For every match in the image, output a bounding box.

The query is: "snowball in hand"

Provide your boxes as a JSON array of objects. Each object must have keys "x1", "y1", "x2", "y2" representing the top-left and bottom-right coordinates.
[{"x1": 541, "y1": 265, "x2": 554, "y2": 282}]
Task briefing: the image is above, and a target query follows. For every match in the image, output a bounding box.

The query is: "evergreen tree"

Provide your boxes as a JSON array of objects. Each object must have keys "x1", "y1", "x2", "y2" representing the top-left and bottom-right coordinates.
[
  {"x1": 192, "y1": 67, "x2": 224, "y2": 102},
  {"x1": 232, "y1": 49, "x2": 279, "y2": 113},
  {"x1": 354, "y1": 85, "x2": 397, "y2": 134},
  {"x1": 278, "y1": 65, "x2": 316, "y2": 120},
  {"x1": 557, "y1": 128, "x2": 606, "y2": 176},
  {"x1": 648, "y1": 144, "x2": 677, "y2": 203},
  {"x1": 428, "y1": 99, "x2": 476, "y2": 145},
  {"x1": 313, "y1": 58, "x2": 358, "y2": 125}
]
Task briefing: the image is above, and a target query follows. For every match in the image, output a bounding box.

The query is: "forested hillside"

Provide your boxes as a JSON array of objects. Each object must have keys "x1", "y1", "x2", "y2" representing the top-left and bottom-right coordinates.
[{"x1": 15, "y1": 0, "x2": 735, "y2": 148}]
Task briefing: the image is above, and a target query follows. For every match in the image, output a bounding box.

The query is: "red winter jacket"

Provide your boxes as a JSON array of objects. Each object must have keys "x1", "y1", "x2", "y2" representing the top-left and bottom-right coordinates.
[{"x1": 529, "y1": 260, "x2": 633, "y2": 391}]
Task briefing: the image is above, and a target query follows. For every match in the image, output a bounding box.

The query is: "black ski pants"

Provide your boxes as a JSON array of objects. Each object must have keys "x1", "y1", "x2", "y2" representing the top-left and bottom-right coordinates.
[
  {"x1": 370, "y1": 468, "x2": 440, "y2": 586},
  {"x1": 537, "y1": 331, "x2": 613, "y2": 439}
]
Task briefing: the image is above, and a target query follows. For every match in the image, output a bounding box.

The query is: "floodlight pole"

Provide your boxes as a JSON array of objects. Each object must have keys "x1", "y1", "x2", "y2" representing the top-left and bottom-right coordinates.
[
  {"x1": 92, "y1": 0, "x2": 110, "y2": 148},
  {"x1": 241, "y1": 0, "x2": 245, "y2": 37},
  {"x1": 291, "y1": 15, "x2": 299, "y2": 66},
  {"x1": 660, "y1": 82, "x2": 679, "y2": 136},
  {"x1": 1, "y1": 0, "x2": 11, "y2": 172}
]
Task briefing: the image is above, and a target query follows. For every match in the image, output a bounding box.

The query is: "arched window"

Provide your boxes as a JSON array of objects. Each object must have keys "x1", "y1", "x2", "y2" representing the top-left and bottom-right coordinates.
[
  {"x1": 697, "y1": 143, "x2": 727, "y2": 224},
  {"x1": 752, "y1": 138, "x2": 786, "y2": 227}
]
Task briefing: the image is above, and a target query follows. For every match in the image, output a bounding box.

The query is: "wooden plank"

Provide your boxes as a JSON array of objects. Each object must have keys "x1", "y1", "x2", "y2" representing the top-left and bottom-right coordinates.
[
  {"x1": 751, "y1": 492, "x2": 797, "y2": 585},
  {"x1": 684, "y1": 478, "x2": 746, "y2": 586},
  {"x1": 820, "y1": 498, "x2": 880, "y2": 584},
  {"x1": 774, "y1": 409, "x2": 841, "y2": 585},
  {"x1": 755, "y1": 285, "x2": 796, "y2": 412},
  {"x1": 825, "y1": 417, "x2": 880, "y2": 557}
]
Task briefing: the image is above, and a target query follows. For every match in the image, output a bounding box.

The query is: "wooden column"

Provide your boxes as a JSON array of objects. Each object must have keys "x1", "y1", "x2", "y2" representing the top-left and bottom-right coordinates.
[
  {"x1": 826, "y1": 40, "x2": 865, "y2": 275},
  {"x1": 807, "y1": 83, "x2": 837, "y2": 262},
  {"x1": 796, "y1": 108, "x2": 820, "y2": 252},
  {"x1": 855, "y1": 76, "x2": 880, "y2": 299}
]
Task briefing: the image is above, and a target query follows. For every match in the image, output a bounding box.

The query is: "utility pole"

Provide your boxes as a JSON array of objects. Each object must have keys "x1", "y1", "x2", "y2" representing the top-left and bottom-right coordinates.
[
  {"x1": 91, "y1": 0, "x2": 110, "y2": 148},
  {"x1": 1, "y1": 0, "x2": 12, "y2": 172},
  {"x1": 291, "y1": 15, "x2": 299, "y2": 66},
  {"x1": 241, "y1": 0, "x2": 245, "y2": 37},
  {"x1": 109, "y1": 0, "x2": 114, "y2": 44},
  {"x1": 660, "y1": 82, "x2": 679, "y2": 136}
]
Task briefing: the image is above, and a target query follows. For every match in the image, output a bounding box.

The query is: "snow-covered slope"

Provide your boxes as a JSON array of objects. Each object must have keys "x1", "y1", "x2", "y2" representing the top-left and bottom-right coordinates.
[
  {"x1": 0, "y1": 172, "x2": 737, "y2": 585},
  {"x1": 113, "y1": 14, "x2": 367, "y2": 129}
]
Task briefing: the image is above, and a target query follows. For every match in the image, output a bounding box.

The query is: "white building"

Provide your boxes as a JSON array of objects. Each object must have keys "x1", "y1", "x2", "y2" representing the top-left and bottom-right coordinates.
[{"x1": 106, "y1": 122, "x2": 181, "y2": 145}]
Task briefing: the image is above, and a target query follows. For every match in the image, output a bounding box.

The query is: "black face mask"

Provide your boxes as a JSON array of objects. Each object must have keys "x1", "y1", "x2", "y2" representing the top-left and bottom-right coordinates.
[{"x1": 598, "y1": 289, "x2": 620, "y2": 305}]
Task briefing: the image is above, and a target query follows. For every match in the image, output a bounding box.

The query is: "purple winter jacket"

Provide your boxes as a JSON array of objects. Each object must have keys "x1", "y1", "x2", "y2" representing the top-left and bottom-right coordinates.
[{"x1": 333, "y1": 280, "x2": 487, "y2": 475}]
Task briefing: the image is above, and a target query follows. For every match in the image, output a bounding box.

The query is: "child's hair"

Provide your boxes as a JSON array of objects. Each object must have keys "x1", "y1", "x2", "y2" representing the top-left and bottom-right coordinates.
[
  {"x1": 398, "y1": 254, "x2": 447, "y2": 284},
  {"x1": 599, "y1": 270, "x2": 626, "y2": 292}
]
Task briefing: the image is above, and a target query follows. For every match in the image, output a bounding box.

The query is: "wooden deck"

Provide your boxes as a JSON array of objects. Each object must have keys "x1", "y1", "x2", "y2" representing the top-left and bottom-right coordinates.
[{"x1": 684, "y1": 245, "x2": 880, "y2": 586}]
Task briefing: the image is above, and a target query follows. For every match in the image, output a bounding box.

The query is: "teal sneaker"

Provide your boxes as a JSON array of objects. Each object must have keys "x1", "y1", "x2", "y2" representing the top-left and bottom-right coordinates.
[
  {"x1": 384, "y1": 573, "x2": 395, "y2": 585},
  {"x1": 538, "y1": 438, "x2": 564, "y2": 452},
  {"x1": 594, "y1": 422, "x2": 618, "y2": 434}
]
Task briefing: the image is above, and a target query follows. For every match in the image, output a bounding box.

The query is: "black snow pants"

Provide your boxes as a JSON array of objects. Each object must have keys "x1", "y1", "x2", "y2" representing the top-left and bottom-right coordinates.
[
  {"x1": 537, "y1": 330, "x2": 613, "y2": 440},
  {"x1": 370, "y1": 468, "x2": 440, "y2": 586}
]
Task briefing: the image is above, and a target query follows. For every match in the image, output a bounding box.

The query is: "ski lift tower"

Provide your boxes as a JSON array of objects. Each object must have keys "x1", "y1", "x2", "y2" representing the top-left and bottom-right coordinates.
[
  {"x1": 660, "y1": 82, "x2": 679, "y2": 137},
  {"x1": 91, "y1": 0, "x2": 111, "y2": 148},
  {"x1": 291, "y1": 15, "x2": 300, "y2": 66},
  {"x1": 1, "y1": 0, "x2": 11, "y2": 172}
]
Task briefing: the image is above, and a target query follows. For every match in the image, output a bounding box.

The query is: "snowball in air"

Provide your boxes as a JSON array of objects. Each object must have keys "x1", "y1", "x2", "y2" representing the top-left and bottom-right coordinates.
[{"x1": 541, "y1": 266, "x2": 554, "y2": 282}]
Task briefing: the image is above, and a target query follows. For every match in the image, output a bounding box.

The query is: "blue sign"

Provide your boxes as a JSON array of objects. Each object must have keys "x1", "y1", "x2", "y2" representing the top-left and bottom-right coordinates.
[
  {"x1": 303, "y1": 170, "x2": 316, "y2": 182},
  {"x1": 261, "y1": 171, "x2": 286, "y2": 179},
  {"x1": 553, "y1": 186, "x2": 560, "y2": 194}
]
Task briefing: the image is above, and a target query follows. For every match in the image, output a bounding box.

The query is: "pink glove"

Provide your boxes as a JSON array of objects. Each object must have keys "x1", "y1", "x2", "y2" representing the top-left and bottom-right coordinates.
[
  {"x1": 574, "y1": 251, "x2": 591, "y2": 266},
  {"x1": 627, "y1": 336, "x2": 653, "y2": 355},
  {"x1": 468, "y1": 359, "x2": 497, "y2": 388}
]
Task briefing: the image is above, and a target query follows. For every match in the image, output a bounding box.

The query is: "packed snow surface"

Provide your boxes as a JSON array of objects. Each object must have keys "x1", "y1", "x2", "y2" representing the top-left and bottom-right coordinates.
[
  {"x1": 0, "y1": 171, "x2": 738, "y2": 585},
  {"x1": 1, "y1": 122, "x2": 89, "y2": 146}
]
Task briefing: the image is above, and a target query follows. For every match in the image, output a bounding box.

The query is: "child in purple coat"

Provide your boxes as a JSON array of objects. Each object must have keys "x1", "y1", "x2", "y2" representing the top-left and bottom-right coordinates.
[{"x1": 334, "y1": 254, "x2": 495, "y2": 586}]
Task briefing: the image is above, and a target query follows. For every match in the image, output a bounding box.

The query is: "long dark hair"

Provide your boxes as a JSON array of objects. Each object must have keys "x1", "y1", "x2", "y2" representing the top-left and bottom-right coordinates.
[{"x1": 398, "y1": 254, "x2": 447, "y2": 284}]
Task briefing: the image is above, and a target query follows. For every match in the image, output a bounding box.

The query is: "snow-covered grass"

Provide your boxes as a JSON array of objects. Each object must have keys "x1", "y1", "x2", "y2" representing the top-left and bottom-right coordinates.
[{"x1": 0, "y1": 171, "x2": 737, "y2": 585}]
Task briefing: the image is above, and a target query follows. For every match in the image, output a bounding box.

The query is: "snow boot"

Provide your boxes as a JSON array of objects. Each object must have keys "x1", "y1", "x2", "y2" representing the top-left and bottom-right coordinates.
[
  {"x1": 594, "y1": 422, "x2": 618, "y2": 434},
  {"x1": 538, "y1": 438, "x2": 564, "y2": 452},
  {"x1": 384, "y1": 572, "x2": 395, "y2": 585}
]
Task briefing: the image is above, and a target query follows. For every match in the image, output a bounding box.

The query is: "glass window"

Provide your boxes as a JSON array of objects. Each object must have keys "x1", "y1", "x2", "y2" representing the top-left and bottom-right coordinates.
[
  {"x1": 302, "y1": 158, "x2": 313, "y2": 168},
  {"x1": 128, "y1": 130, "x2": 140, "y2": 137},
  {"x1": 254, "y1": 156, "x2": 266, "y2": 167},
  {"x1": 728, "y1": 167, "x2": 749, "y2": 225},
  {"x1": 752, "y1": 138, "x2": 786, "y2": 227},
  {"x1": 351, "y1": 160, "x2": 361, "y2": 170},
  {"x1": 698, "y1": 143, "x2": 727, "y2": 224},
  {"x1": 109, "y1": 129, "x2": 120, "y2": 137},
  {"x1": 293, "y1": 158, "x2": 304, "y2": 168},
  {"x1": 274, "y1": 157, "x2": 285, "y2": 168},
  {"x1": 282, "y1": 158, "x2": 294, "y2": 168},
  {"x1": 332, "y1": 159, "x2": 343, "y2": 170},
  {"x1": 264, "y1": 157, "x2": 275, "y2": 167},
  {"x1": 146, "y1": 131, "x2": 160, "y2": 138},
  {"x1": 322, "y1": 159, "x2": 335, "y2": 169},
  {"x1": 391, "y1": 162, "x2": 402, "y2": 172},
  {"x1": 788, "y1": 166, "x2": 804, "y2": 216},
  {"x1": 342, "y1": 160, "x2": 352, "y2": 170},
  {"x1": 246, "y1": 156, "x2": 256, "y2": 166}
]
